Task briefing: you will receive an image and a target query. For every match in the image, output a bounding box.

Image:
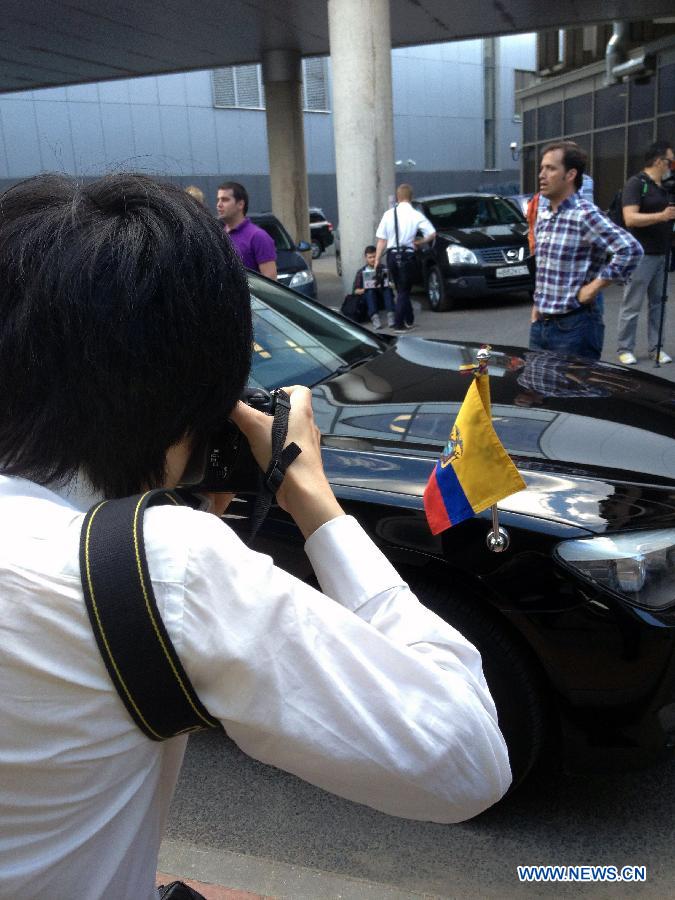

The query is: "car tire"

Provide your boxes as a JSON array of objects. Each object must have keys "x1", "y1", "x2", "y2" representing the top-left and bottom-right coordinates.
[
  {"x1": 407, "y1": 576, "x2": 548, "y2": 790},
  {"x1": 425, "y1": 265, "x2": 453, "y2": 312},
  {"x1": 311, "y1": 239, "x2": 322, "y2": 260}
]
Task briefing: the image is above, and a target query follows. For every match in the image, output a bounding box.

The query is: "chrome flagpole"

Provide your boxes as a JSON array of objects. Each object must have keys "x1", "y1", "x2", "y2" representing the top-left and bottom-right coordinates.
[{"x1": 474, "y1": 346, "x2": 511, "y2": 554}]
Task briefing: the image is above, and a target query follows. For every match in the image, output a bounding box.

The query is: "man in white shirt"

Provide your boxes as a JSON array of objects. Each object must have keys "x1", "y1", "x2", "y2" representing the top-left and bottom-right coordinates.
[
  {"x1": 374, "y1": 184, "x2": 436, "y2": 333},
  {"x1": 0, "y1": 174, "x2": 510, "y2": 899}
]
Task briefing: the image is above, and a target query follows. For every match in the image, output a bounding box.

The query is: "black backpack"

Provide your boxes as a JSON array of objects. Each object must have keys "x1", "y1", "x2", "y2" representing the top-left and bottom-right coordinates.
[
  {"x1": 606, "y1": 190, "x2": 625, "y2": 228},
  {"x1": 607, "y1": 173, "x2": 649, "y2": 228},
  {"x1": 340, "y1": 292, "x2": 368, "y2": 323}
]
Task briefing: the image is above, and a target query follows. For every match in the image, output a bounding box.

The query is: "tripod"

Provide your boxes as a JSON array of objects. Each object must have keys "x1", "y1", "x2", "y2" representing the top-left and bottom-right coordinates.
[{"x1": 654, "y1": 216, "x2": 674, "y2": 369}]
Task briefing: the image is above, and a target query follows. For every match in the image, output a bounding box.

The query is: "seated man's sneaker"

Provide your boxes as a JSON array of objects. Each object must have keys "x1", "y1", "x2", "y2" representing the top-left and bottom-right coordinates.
[
  {"x1": 370, "y1": 313, "x2": 382, "y2": 329},
  {"x1": 618, "y1": 351, "x2": 637, "y2": 365},
  {"x1": 649, "y1": 349, "x2": 672, "y2": 364},
  {"x1": 387, "y1": 312, "x2": 396, "y2": 328}
]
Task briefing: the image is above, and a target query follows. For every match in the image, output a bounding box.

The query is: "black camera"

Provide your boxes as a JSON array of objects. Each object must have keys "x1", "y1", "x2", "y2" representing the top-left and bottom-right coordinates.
[{"x1": 178, "y1": 387, "x2": 277, "y2": 494}]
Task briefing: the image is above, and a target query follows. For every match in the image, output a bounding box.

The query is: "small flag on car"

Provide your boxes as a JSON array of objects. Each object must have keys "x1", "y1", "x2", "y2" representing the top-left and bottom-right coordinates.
[{"x1": 423, "y1": 357, "x2": 526, "y2": 536}]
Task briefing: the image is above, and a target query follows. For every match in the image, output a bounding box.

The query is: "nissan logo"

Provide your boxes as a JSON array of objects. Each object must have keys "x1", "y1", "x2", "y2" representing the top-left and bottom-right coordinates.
[{"x1": 505, "y1": 248, "x2": 519, "y2": 262}]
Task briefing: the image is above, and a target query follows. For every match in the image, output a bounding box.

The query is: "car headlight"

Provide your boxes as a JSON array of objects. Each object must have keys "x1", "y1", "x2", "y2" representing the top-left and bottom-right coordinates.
[
  {"x1": 556, "y1": 529, "x2": 675, "y2": 610},
  {"x1": 289, "y1": 270, "x2": 314, "y2": 289},
  {"x1": 446, "y1": 245, "x2": 478, "y2": 266}
]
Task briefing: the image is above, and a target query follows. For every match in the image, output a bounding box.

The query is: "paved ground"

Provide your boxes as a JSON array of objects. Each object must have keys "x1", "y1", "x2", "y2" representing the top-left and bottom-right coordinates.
[
  {"x1": 313, "y1": 248, "x2": 675, "y2": 383},
  {"x1": 159, "y1": 252, "x2": 675, "y2": 898}
]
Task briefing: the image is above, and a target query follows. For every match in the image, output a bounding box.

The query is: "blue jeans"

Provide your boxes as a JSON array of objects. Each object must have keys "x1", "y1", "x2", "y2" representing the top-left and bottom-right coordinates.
[
  {"x1": 363, "y1": 287, "x2": 395, "y2": 318},
  {"x1": 529, "y1": 302, "x2": 604, "y2": 361}
]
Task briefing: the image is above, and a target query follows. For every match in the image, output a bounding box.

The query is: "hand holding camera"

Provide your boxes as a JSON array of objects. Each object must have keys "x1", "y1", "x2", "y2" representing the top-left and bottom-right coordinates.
[
  {"x1": 180, "y1": 385, "x2": 343, "y2": 539},
  {"x1": 230, "y1": 386, "x2": 344, "y2": 539}
]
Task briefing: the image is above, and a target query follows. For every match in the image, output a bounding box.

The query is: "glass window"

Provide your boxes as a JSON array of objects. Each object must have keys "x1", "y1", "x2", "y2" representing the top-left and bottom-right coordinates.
[
  {"x1": 658, "y1": 63, "x2": 675, "y2": 114},
  {"x1": 629, "y1": 79, "x2": 655, "y2": 121},
  {"x1": 248, "y1": 275, "x2": 381, "y2": 372},
  {"x1": 302, "y1": 57, "x2": 330, "y2": 112},
  {"x1": 523, "y1": 108, "x2": 536, "y2": 143},
  {"x1": 657, "y1": 114, "x2": 675, "y2": 143},
  {"x1": 594, "y1": 83, "x2": 626, "y2": 128},
  {"x1": 250, "y1": 218, "x2": 294, "y2": 251},
  {"x1": 213, "y1": 58, "x2": 331, "y2": 112},
  {"x1": 488, "y1": 197, "x2": 525, "y2": 224},
  {"x1": 593, "y1": 128, "x2": 625, "y2": 210},
  {"x1": 564, "y1": 94, "x2": 592, "y2": 134},
  {"x1": 538, "y1": 102, "x2": 562, "y2": 140},
  {"x1": 522, "y1": 145, "x2": 537, "y2": 195},
  {"x1": 627, "y1": 122, "x2": 654, "y2": 178},
  {"x1": 424, "y1": 196, "x2": 521, "y2": 229},
  {"x1": 212, "y1": 65, "x2": 263, "y2": 109}
]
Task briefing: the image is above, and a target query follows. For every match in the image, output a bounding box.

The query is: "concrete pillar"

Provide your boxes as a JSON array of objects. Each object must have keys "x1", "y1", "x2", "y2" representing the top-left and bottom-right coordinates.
[
  {"x1": 262, "y1": 49, "x2": 311, "y2": 255},
  {"x1": 328, "y1": 0, "x2": 396, "y2": 294}
]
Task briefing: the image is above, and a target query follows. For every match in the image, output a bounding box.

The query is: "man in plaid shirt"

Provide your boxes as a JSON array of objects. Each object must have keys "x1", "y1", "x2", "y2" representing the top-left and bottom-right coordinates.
[{"x1": 531, "y1": 142, "x2": 643, "y2": 360}]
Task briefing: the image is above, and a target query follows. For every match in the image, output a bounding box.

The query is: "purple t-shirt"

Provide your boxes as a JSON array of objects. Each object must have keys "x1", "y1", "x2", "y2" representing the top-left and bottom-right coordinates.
[{"x1": 225, "y1": 218, "x2": 276, "y2": 271}]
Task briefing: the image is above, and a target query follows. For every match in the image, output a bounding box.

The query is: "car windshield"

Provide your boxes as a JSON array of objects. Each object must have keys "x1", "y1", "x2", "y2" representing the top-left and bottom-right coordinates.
[
  {"x1": 247, "y1": 273, "x2": 382, "y2": 389},
  {"x1": 425, "y1": 196, "x2": 524, "y2": 230},
  {"x1": 251, "y1": 218, "x2": 294, "y2": 251}
]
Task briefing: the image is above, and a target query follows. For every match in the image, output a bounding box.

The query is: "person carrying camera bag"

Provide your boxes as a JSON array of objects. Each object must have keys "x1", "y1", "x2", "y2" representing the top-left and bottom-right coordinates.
[
  {"x1": 374, "y1": 184, "x2": 436, "y2": 333},
  {"x1": 617, "y1": 141, "x2": 675, "y2": 366},
  {"x1": 0, "y1": 174, "x2": 509, "y2": 900}
]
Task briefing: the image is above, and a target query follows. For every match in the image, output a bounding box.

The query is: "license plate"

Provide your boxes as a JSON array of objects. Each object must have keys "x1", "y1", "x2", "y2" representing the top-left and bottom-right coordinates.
[{"x1": 496, "y1": 265, "x2": 529, "y2": 278}]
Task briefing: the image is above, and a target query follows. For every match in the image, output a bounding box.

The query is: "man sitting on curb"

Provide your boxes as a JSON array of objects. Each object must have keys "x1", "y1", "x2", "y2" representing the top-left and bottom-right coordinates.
[{"x1": 351, "y1": 244, "x2": 396, "y2": 330}]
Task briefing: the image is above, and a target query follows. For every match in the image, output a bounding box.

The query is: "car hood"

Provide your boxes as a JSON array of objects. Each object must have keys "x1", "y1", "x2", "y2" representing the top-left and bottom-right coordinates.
[
  {"x1": 436, "y1": 223, "x2": 528, "y2": 248},
  {"x1": 313, "y1": 337, "x2": 675, "y2": 533}
]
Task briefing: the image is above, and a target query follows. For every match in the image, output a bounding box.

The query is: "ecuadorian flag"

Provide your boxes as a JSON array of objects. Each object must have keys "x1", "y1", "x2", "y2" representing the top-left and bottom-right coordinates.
[{"x1": 423, "y1": 372, "x2": 526, "y2": 536}]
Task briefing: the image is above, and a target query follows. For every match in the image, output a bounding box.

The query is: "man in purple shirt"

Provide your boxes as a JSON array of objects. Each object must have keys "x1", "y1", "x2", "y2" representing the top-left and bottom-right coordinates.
[{"x1": 216, "y1": 182, "x2": 277, "y2": 279}]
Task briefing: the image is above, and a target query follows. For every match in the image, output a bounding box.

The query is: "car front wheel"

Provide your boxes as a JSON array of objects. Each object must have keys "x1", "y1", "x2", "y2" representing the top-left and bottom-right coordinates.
[
  {"x1": 426, "y1": 265, "x2": 453, "y2": 312},
  {"x1": 311, "y1": 239, "x2": 322, "y2": 259},
  {"x1": 409, "y1": 576, "x2": 549, "y2": 791}
]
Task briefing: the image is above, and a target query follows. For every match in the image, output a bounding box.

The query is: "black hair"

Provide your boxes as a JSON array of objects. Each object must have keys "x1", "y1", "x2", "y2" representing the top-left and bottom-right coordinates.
[
  {"x1": 0, "y1": 173, "x2": 253, "y2": 498},
  {"x1": 364, "y1": 245, "x2": 376, "y2": 255},
  {"x1": 644, "y1": 141, "x2": 673, "y2": 166},
  {"x1": 542, "y1": 141, "x2": 587, "y2": 191},
  {"x1": 218, "y1": 181, "x2": 249, "y2": 215}
]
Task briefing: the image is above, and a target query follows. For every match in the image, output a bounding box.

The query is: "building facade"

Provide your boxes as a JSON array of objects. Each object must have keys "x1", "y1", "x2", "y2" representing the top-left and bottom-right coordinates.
[
  {"x1": 0, "y1": 35, "x2": 535, "y2": 225},
  {"x1": 517, "y1": 20, "x2": 675, "y2": 210}
]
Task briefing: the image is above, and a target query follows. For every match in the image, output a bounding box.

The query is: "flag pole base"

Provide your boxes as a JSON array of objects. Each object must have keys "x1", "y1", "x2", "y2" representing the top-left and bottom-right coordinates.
[{"x1": 486, "y1": 526, "x2": 510, "y2": 553}]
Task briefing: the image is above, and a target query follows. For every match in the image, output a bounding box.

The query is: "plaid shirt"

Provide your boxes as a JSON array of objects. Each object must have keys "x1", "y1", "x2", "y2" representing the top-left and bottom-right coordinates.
[
  {"x1": 534, "y1": 193, "x2": 643, "y2": 315},
  {"x1": 517, "y1": 351, "x2": 610, "y2": 398}
]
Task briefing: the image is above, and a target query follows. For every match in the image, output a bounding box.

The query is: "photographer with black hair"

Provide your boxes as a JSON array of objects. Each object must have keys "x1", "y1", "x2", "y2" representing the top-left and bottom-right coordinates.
[{"x1": 0, "y1": 174, "x2": 510, "y2": 899}]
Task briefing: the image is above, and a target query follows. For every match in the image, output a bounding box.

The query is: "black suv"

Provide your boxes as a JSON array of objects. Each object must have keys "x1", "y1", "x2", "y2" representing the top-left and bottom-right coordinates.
[
  {"x1": 414, "y1": 193, "x2": 534, "y2": 311},
  {"x1": 248, "y1": 213, "x2": 316, "y2": 299},
  {"x1": 309, "y1": 207, "x2": 334, "y2": 259}
]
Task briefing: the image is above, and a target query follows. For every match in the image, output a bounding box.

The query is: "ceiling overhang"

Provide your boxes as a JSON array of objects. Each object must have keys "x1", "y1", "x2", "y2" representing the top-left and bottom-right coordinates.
[{"x1": 2, "y1": 1, "x2": 674, "y2": 93}]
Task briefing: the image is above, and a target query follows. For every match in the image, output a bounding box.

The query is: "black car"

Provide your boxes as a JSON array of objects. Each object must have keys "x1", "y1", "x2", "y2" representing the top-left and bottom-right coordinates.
[
  {"x1": 248, "y1": 212, "x2": 316, "y2": 299},
  {"x1": 309, "y1": 207, "x2": 335, "y2": 259},
  {"x1": 229, "y1": 271, "x2": 675, "y2": 790},
  {"x1": 414, "y1": 193, "x2": 534, "y2": 312}
]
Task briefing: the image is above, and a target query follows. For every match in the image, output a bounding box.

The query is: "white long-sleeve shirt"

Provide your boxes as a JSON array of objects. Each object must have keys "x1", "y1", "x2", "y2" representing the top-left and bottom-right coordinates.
[{"x1": 0, "y1": 474, "x2": 510, "y2": 899}]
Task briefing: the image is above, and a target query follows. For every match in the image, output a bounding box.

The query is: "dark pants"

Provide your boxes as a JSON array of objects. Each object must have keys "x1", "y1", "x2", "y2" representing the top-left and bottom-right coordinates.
[
  {"x1": 529, "y1": 301, "x2": 604, "y2": 361},
  {"x1": 364, "y1": 287, "x2": 395, "y2": 318},
  {"x1": 386, "y1": 249, "x2": 415, "y2": 328}
]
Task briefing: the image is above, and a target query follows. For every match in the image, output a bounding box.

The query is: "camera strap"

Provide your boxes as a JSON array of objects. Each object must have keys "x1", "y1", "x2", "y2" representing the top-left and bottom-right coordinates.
[
  {"x1": 79, "y1": 489, "x2": 222, "y2": 741},
  {"x1": 249, "y1": 389, "x2": 301, "y2": 540}
]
